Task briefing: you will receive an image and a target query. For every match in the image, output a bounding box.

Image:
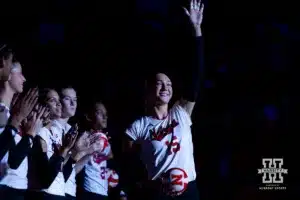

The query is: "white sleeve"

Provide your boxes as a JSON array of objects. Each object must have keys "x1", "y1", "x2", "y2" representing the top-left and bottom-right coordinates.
[
  {"x1": 0, "y1": 127, "x2": 5, "y2": 135},
  {"x1": 0, "y1": 104, "x2": 10, "y2": 130},
  {"x1": 0, "y1": 104, "x2": 10, "y2": 135},
  {"x1": 172, "y1": 104, "x2": 192, "y2": 126},
  {"x1": 125, "y1": 119, "x2": 142, "y2": 141},
  {"x1": 38, "y1": 127, "x2": 49, "y2": 142},
  {"x1": 0, "y1": 125, "x2": 21, "y2": 143}
]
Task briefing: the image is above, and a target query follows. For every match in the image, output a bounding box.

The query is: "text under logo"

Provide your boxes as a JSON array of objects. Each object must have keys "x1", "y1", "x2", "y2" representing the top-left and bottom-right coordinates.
[{"x1": 258, "y1": 158, "x2": 287, "y2": 190}]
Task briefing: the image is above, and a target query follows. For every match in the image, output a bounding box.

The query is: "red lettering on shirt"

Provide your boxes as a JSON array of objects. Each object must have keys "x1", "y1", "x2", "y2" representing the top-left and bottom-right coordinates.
[
  {"x1": 171, "y1": 174, "x2": 183, "y2": 185},
  {"x1": 165, "y1": 136, "x2": 180, "y2": 155},
  {"x1": 150, "y1": 120, "x2": 179, "y2": 141}
]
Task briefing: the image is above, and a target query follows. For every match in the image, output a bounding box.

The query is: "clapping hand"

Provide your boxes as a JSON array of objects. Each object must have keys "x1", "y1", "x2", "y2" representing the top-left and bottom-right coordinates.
[
  {"x1": 10, "y1": 88, "x2": 39, "y2": 128},
  {"x1": 22, "y1": 105, "x2": 49, "y2": 138},
  {"x1": 71, "y1": 132, "x2": 106, "y2": 160},
  {"x1": 75, "y1": 131, "x2": 110, "y2": 154},
  {"x1": 63, "y1": 124, "x2": 79, "y2": 151},
  {"x1": 56, "y1": 124, "x2": 79, "y2": 158},
  {"x1": 74, "y1": 132, "x2": 98, "y2": 152},
  {"x1": 86, "y1": 139, "x2": 104, "y2": 155}
]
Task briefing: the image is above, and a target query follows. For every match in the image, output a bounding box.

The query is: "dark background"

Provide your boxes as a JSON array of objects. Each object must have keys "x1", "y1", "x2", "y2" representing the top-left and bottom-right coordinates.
[{"x1": 0, "y1": 0, "x2": 294, "y2": 199}]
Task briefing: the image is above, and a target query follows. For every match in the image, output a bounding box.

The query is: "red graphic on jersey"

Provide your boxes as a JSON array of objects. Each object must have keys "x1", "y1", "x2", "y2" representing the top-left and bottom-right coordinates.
[
  {"x1": 99, "y1": 136, "x2": 109, "y2": 152},
  {"x1": 93, "y1": 152, "x2": 106, "y2": 164},
  {"x1": 165, "y1": 136, "x2": 180, "y2": 155},
  {"x1": 92, "y1": 135, "x2": 110, "y2": 164},
  {"x1": 107, "y1": 170, "x2": 119, "y2": 188},
  {"x1": 150, "y1": 120, "x2": 179, "y2": 141},
  {"x1": 164, "y1": 168, "x2": 188, "y2": 196}
]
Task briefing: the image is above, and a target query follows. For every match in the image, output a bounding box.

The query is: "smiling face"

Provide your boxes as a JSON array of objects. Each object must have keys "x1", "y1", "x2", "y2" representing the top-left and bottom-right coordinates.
[
  {"x1": 45, "y1": 90, "x2": 62, "y2": 120},
  {"x1": 147, "y1": 73, "x2": 173, "y2": 106}
]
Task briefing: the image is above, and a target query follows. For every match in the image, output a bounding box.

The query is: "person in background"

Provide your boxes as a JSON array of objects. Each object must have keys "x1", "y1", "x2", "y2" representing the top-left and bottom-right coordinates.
[
  {"x1": 0, "y1": 61, "x2": 37, "y2": 180},
  {"x1": 32, "y1": 88, "x2": 102, "y2": 200},
  {"x1": 57, "y1": 86, "x2": 104, "y2": 200},
  {"x1": 58, "y1": 86, "x2": 78, "y2": 199},
  {"x1": 0, "y1": 56, "x2": 47, "y2": 200},
  {"x1": 0, "y1": 104, "x2": 48, "y2": 200},
  {"x1": 76, "y1": 101, "x2": 113, "y2": 200},
  {"x1": 0, "y1": 61, "x2": 27, "y2": 132},
  {"x1": 57, "y1": 86, "x2": 77, "y2": 134},
  {"x1": 33, "y1": 88, "x2": 79, "y2": 200},
  {"x1": 123, "y1": 0, "x2": 204, "y2": 199}
]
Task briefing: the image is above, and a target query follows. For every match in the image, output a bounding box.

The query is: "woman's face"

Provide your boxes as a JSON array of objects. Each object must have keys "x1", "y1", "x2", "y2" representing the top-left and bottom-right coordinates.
[
  {"x1": 8, "y1": 62, "x2": 26, "y2": 93},
  {"x1": 91, "y1": 103, "x2": 108, "y2": 130},
  {"x1": 60, "y1": 88, "x2": 77, "y2": 118},
  {"x1": 148, "y1": 73, "x2": 173, "y2": 105},
  {"x1": 45, "y1": 90, "x2": 62, "y2": 119}
]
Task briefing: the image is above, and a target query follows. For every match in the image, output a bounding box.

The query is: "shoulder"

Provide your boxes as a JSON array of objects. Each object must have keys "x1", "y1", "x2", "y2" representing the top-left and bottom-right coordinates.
[
  {"x1": 170, "y1": 104, "x2": 188, "y2": 116},
  {"x1": 65, "y1": 123, "x2": 71, "y2": 132},
  {"x1": 128, "y1": 116, "x2": 149, "y2": 130},
  {"x1": 0, "y1": 103, "x2": 9, "y2": 111},
  {"x1": 125, "y1": 116, "x2": 149, "y2": 141},
  {"x1": 170, "y1": 104, "x2": 192, "y2": 126},
  {"x1": 38, "y1": 127, "x2": 51, "y2": 141},
  {"x1": 0, "y1": 103, "x2": 10, "y2": 122}
]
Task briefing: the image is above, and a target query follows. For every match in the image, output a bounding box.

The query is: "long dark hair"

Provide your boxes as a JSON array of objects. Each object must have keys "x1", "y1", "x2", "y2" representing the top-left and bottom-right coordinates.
[
  {"x1": 38, "y1": 88, "x2": 55, "y2": 105},
  {"x1": 58, "y1": 85, "x2": 76, "y2": 97},
  {"x1": 0, "y1": 44, "x2": 13, "y2": 61}
]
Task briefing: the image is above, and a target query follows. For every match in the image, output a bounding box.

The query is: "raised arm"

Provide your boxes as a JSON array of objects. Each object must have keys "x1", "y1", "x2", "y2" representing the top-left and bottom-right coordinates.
[{"x1": 178, "y1": 0, "x2": 204, "y2": 116}]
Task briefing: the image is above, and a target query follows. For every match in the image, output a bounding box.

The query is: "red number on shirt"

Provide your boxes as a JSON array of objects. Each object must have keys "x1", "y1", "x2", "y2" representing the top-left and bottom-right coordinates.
[
  {"x1": 165, "y1": 136, "x2": 180, "y2": 155},
  {"x1": 100, "y1": 167, "x2": 106, "y2": 179}
]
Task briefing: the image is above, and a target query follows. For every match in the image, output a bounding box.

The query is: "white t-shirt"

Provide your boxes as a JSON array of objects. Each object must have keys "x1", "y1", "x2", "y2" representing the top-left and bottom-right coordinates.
[
  {"x1": 0, "y1": 103, "x2": 31, "y2": 189},
  {"x1": 0, "y1": 103, "x2": 10, "y2": 133},
  {"x1": 125, "y1": 104, "x2": 196, "y2": 182},
  {"x1": 55, "y1": 121, "x2": 77, "y2": 197},
  {"x1": 0, "y1": 103, "x2": 11, "y2": 179},
  {"x1": 65, "y1": 165, "x2": 76, "y2": 196},
  {"x1": 83, "y1": 132, "x2": 111, "y2": 196},
  {"x1": 38, "y1": 120, "x2": 65, "y2": 196},
  {"x1": 0, "y1": 129, "x2": 30, "y2": 189}
]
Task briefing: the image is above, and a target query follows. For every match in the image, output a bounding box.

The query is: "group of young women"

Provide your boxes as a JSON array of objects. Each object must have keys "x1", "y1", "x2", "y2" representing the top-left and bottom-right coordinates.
[{"x1": 0, "y1": 0, "x2": 204, "y2": 200}]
